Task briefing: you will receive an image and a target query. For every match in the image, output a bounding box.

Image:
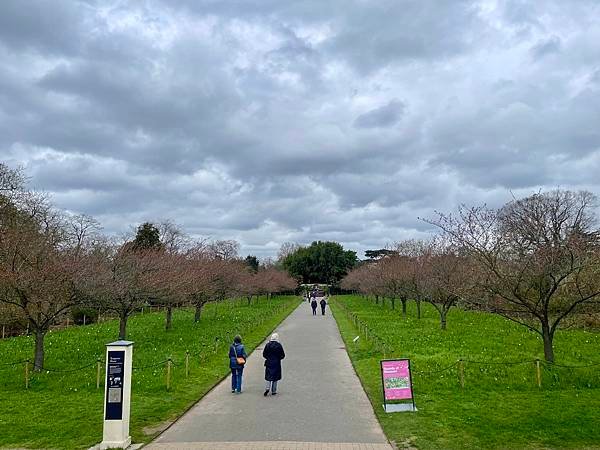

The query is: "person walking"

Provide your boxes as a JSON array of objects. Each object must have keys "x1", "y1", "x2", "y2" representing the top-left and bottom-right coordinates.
[
  {"x1": 229, "y1": 335, "x2": 247, "y2": 394},
  {"x1": 310, "y1": 298, "x2": 318, "y2": 316},
  {"x1": 263, "y1": 333, "x2": 285, "y2": 396},
  {"x1": 320, "y1": 297, "x2": 327, "y2": 315}
]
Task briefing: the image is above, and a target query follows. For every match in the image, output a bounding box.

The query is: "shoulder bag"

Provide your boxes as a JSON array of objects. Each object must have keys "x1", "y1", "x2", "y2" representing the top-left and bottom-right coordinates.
[{"x1": 233, "y1": 344, "x2": 246, "y2": 365}]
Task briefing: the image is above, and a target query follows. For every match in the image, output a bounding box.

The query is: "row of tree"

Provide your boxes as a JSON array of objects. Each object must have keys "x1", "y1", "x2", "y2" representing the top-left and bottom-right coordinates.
[
  {"x1": 0, "y1": 164, "x2": 295, "y2": 371},
  {"x1": 342, "y1": 190, "x2": 600, "y2": 362}
]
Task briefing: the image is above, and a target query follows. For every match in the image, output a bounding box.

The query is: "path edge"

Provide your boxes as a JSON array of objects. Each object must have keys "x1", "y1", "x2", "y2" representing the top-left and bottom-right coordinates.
[
  {"x1": 140, "y1": 298, "x2": 302, "y2": 448},
  {"x1": 329, "y1": 297, "x2": 397, "y2": 450}
]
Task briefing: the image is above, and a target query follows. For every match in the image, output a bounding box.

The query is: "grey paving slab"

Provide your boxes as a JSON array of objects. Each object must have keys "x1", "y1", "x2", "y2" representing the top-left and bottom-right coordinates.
[{"x1": 146, "y1": 300, "x2": 390, "y2": 448}]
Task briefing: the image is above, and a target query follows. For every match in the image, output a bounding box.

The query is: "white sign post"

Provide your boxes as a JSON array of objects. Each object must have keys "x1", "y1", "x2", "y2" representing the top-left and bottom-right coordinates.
[{"x1": 95, "y1": 340, "x2": 134, "y2": 449}]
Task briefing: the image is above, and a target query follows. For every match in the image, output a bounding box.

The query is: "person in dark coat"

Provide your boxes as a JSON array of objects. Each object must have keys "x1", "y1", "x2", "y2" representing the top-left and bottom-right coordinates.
[
  {"x1": 228, "y1": 335, "x2": 247, "y2": 393},
  {"x1": 310, "y1": 298, "x2": 318, "y2": 315},
  {"x1": 263, "y1": 333, "x2": 285, "y2": 396},
  {"x1": 320, "y1": 298, "x2": 327, "y2": 315}
]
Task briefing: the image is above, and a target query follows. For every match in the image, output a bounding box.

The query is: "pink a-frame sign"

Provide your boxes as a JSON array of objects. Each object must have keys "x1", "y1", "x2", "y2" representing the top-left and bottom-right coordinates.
[{"x1": 380, "y1": 359, "x2": 416, "y2": 412}]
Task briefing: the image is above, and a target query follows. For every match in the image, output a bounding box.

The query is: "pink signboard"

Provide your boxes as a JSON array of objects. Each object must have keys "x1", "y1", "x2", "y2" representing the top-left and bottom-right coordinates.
[{"x1": 381, "y1": 359, "x2": 413, "y2": 400}]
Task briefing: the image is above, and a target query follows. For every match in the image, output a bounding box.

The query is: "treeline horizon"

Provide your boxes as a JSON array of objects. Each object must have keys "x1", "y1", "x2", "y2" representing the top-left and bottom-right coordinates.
[
  {"x1": 0, "y1": 163, "x2": 296, "y2": 372},
  {"x1": 4, "y1": 162, "x2": 600, "y2": 365}
]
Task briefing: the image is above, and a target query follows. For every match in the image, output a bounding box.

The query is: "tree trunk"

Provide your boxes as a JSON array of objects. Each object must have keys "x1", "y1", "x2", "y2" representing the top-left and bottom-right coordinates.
[
  {"x1": 400, "y1": 297, "x2": 407, "y2": 317},
  {"x1": 541, "y1": 320, "x2": 555, "y2": 362},
  {"x1": 194, "y1": 303, "x2": 204, "y2": 322},
  {"x1": 375, "y1": 295, "x2": 379, "y2": 305},
  {"x1": 416, "y1": 300, "x2": 421, "y2": 319},
  {"x1": 247, "y1": 295, "x2": 252, "y2": 306},
  {"x1": 391, "y1": 297, "x2": 395, "y2": 310},
  {"x1": 33, "y1": 328, "x2": 46, "y2": 372},
  {"x1": 165, "y1": 306, "x2": 173, "y2": 331},
  {"x1": 118, "y1": 314, "x2": 128, "y2": 340},
  {"x1": 440, "y1": 311, "x2": 447, "y2": 330}
]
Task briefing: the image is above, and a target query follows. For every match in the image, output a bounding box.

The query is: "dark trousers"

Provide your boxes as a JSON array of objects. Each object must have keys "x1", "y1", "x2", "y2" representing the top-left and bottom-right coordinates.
[
  {"x1": 312, "y1": 307, "x2": 317, "y2": 315},
  {"x1": 321, "y1": 306, "x2": 326, "y2": 315}
]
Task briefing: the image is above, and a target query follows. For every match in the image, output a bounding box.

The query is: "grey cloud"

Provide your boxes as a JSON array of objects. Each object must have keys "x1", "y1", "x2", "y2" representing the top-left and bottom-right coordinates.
[
  {"x1": 0, "y1": 0, "x2": 85, "y2": 56},
  {"x1": 2, "y1": 0, "x2": 600, "y2": 258},
  {"x1": 530, "y1": 36, "x2": 561, "y2": 59},
  {"x1": 354, "y1": 100, "x2": 405, "y2": 129}
]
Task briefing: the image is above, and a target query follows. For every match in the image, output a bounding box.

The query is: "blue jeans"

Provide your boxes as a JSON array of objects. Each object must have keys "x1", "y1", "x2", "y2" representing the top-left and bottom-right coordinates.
[{"x1": 231, "y1": 368, "x2": 243, "y2": 392}]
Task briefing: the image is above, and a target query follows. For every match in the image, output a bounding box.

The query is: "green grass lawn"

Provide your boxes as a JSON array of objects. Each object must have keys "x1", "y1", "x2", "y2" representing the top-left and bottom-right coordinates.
[
  {"x1": 0, "y1": 296, "x2": 301, "y2": 449},
  {"x1": 330, "y1": 295, "x2": 600, "y2": 450}
]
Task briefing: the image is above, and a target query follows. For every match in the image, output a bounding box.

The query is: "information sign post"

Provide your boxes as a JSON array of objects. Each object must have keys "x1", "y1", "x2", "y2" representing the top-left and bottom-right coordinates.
[
  {"x1": 98, "y1": 340, "x2": 134, "y2": 449},
  {"x1": 380, "y1": 359, "x2": 417, "y2": 412}
]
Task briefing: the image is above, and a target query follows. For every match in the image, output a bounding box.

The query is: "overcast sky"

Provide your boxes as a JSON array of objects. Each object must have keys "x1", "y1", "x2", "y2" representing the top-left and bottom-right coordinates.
[{"x1": 2, "y1": 1, "x2": 600, "y2": 258}]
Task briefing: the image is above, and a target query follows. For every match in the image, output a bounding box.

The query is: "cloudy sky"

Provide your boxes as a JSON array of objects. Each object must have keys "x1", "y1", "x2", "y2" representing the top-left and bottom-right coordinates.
[{"x1": 2, "y1": 1, "x2": 600, "y2": 258}]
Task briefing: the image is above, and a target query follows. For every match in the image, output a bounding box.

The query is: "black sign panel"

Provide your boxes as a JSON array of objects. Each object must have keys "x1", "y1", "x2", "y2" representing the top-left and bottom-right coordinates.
[{"x1": 105, "y1": 350, "x2": 125, "y2": 420}]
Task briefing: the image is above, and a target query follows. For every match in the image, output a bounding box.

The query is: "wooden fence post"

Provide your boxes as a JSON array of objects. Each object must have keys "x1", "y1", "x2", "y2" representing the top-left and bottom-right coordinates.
[
  {"x1": 185, "y1": 351, "x2": 190, "y2": 378},
  {"x1": 458, "y1": 359, "x2": 465, "y2": 389},
  {"x1": 25, "y1": 359, "x2": 30, "y2": 389},
  {"x1": 535, "y1": 359, "x2": 542, "y2": 388},
  {"x1": 166, "y1": 358, "x2": 172, "y2": 391},
  {"x1": 96, "y1": 359, "x2": 102, "y2": 389}
]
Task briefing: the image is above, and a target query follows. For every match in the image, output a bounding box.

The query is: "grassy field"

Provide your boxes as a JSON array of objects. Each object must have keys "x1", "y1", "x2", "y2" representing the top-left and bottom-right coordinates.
[
  {"x1": 330, "y1": 295, "x2": 600, "y2": 450},
  {"x1": 0, "y1": 296, "x2": 301, "y2": 449}
]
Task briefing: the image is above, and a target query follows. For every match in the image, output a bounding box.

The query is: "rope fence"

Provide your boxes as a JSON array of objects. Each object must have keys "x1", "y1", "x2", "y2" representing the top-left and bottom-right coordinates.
[
  {"x1": 333, "y1": 298, "x2": 600, "y2": 390},
  {"x1": 1, "y1": 298, "x2": 294, "y2": 390}
]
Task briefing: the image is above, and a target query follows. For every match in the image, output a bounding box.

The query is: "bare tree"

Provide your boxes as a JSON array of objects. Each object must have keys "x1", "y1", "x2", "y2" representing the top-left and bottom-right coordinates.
[
  {"x1": 183, "y1": 244, "x2": 235, "y2": 322},
  {"x1": 393, "y1": 239, "x2": 432, "y2": 319},
  {"x1": 156, "y1": 221, "x2": 193, "y2": 330},
  {"x1": 277, "y1": 241, "x2": 300, "y2": 262},
  {"x1": 379, "y1": 254, "x2": 413, "y2": 315},
  {"x1": 0, "y1": 195, "x2": 87, "y2": 370},
  {"x1": 158, "y1": 220, "x2": 193, "y2": 253},
  {"x1": 85, "y1": 244, "x2": 169, "y2": 339},
  {"x1": 207, "y1": 239, "x2": 240, "y2": 260},
  {"x1": 426, "y1": 190, "x2": 600, "y2": 361},
  {"x1": 65, "y1": 213, "x2": 102, "y2": 257},
  {"x1": 256, "y1": 266, "x2": 296, "y2": 301},
  {"x1": 0, "y1": 163, "x2": 26, "y2": 197},
  {"x1": 419, "y1": 239, "x2": 473, "y2": 330}
]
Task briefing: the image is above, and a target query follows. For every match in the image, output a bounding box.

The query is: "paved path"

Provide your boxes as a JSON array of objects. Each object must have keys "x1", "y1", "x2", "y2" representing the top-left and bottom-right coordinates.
[{"x1": 146, "y1": 300, "x2": 391, "y2": 450}]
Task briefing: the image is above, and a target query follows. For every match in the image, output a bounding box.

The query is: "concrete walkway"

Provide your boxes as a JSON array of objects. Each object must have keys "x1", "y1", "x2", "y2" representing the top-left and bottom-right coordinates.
[{"x1": 145, "y1": 300, "x2": 391, "y2": 450}]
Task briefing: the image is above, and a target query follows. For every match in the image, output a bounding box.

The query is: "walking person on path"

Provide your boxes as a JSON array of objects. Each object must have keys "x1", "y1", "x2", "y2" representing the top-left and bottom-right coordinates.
[
  {"x1": 320, "y1": 297, "x2": 327, "y2": 315},
  {"x1": 263, "y1": 333, "x2": 285, "y2": 396},
  {"x1": 229, "y1": 335, "x2": 247, "y2": 394},
  {"x1": 310, "y1": 298, "x2": 318, "y2": 315}
]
